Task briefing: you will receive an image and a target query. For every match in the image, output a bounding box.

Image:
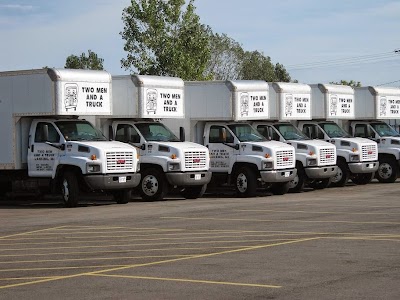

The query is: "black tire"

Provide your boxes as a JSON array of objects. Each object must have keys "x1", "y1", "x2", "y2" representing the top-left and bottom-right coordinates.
[
  {"x1": 139, "y1": 168, "x2": 169, "y2": 201},
  {"x1": 113, "y1": 189, "x2": 131, "y2": 204},
  {"x1": 288, "y1": 164, "x2": 305, "y2": 192},
  {"x1": 180, "y1": 185, "x2": 207, "y2": 199},
  {"x1": 330, "y1": 159, "x2": 349, "y2": 187},
  {"x1": 376, "y1": 157, "x2": 398, "y2": 183},
  {"x1": 61, "y1": 171, "x2": 79, "y2": 208},
  {"x1": 351, "y1": 172, "x2": 374, "y2": 185},
  {"x1": 270, "y1": 181, "x2": 290, "y2": 195},
  {"x1": 234, "y1": 166, "x2": 257, "y2": 198},
  {"x1": 309, "y1": 178, "x2": 331, "y2": 190}
]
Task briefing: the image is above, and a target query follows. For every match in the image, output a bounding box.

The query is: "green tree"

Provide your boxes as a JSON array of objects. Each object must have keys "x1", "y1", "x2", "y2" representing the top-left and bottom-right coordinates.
[
  {"x1": 206, "y1": 32, "x2": 244, "y2": 80},
  {"x1": 239, "y1": 50, "x2": 276, "y2": 81},
  {"x1": 330, "y1": 80, "x2": 361, "y2": 87},
  {"x1": 120, "y1": 0, "x2": 210, "y2": 80},
  {"x1": 274, "y1": 63, "x2": 291, "y2": 82},
  {"x1": 65, "y1": 50, "x2": 104, "y2": 70}
]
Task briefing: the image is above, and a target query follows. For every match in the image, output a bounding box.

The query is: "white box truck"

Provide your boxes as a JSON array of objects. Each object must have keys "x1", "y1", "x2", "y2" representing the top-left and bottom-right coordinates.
[
  {"x1": 297, "y1": 84, "x2": 378, "y2": 187},
  {"x1": 347, "y1": 86, "x2": 400, "y2": 182},
  {"x1": 93, "y1": 75, "x2": 211, "y2": 201},
  {"x1": 252, "y1": 82, "x2": 337, "y2": 192},
  {"x1": 164, "y1": 80, "x2": 297, "y2": 197},
  {"x1": 0, "y1": 68, "x2": 140, "y2": 207}
]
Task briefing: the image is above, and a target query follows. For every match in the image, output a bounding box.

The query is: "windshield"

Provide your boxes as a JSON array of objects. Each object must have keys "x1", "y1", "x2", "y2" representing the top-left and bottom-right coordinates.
[
  {"x1": 135, "y1": 123, "x2": 180, "y2": 142},
  {"x1": 320, "y1": 122, "x2": 351, "y2": 138},
  {"x1": 228, "y1": 124, "x2": 267, "y2": 142},
  {"x1": 274, "y1": 124, "x2": 308, "y2": 141},
  {"x1": 371, "y1": 123, "x2": 400, "y2": 137},
  {"x1": 56, "y1": 121, "x2": 107, "y2": 141}
]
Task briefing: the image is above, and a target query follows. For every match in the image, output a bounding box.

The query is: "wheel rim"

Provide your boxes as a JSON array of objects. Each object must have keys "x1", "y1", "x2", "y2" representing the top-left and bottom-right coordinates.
[
  {"x1": 62, "y1": 179, "x2": 69, "y2": 202},
  {"x1": 288, "y1": 174, "x2": 299, "y2": 189},
  {"x1": 236, "y1": 173, "x2": 248, "y2": 193},
  {"x1": 331, "y1": 166, "x2": 343, "y2": 183},
  {"x1": 378, "y1": 162, "x2": 392, "y2": 179},
  {"x1": 142, "y1": 175, "x2": 159, "y2": 196}
]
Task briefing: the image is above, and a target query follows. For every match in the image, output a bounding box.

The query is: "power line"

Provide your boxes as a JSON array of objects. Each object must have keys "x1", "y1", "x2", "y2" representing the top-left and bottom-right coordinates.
[{"x1": 376, "y1": 79, "x2": 400, "y2": 86}]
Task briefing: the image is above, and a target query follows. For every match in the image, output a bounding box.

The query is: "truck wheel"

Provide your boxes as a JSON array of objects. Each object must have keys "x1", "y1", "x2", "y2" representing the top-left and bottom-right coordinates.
[
  {"x1": 180, "y1": 185, "x2": 207, "y2": 199},
  {"x1": 113, "y1": 189, "x2": 131, "y2": 204},
  {"x1": 270, "y1": 182, "x2": 290, "y2": 195},
  {"x1": 309, "y1": 178, "x2": 331, "y2": 190},
  {"x1": 140, "y1": 168, "x2": 169, "y2": 201},
  {"x1": 351, "y1": 173, "x2": 374, "y2": 185},
  {"x1": 376, "y1": 157, "x2": 398, "y2": 183},
  {"x1": 330, "y1": 160, "x2": 349, "y2": 187},
  {"x1": 61, "y1": 171, "x2": 79, "y2": 208},
  {"x1": 288, "y1": 165, "x2": 305, "y2": 192},
  {"x1": 234, "y1": 166, "x2": 257, "y2": 198}
]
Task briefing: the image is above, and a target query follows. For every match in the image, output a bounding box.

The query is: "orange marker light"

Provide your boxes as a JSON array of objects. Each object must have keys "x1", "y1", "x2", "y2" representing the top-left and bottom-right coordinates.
[
  {"x1": 171, "y1": 154, "x2": 177, "y2": 159},
  {"x1": 91, "y1": 154, "x2": 97, "y2": 160}
]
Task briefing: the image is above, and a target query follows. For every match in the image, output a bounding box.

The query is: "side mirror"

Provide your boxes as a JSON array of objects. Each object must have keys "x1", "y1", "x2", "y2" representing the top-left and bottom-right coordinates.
[
  {"x1": 42, "y1": 124, "x2": 49, "y2": 142},
  {"x1": 179, "y1": 126, "x2": 185, "y2": 142},
  {"x1": 220, "y1": 128, "x2": 227, "y2": 143},
  {"x1": 108, "y1": 125, "x2": 114, "y2": 140},
  {"x1": 124, "y1": 126, "x2": 132, "y2": 143},
  {"x1": 304, "y1": 127, "x2": 311, "y2": 138}
]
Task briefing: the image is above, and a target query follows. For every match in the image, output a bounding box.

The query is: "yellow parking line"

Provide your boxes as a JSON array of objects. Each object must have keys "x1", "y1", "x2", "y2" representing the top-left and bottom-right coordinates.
[
  {"x1": 0, "y1": 226, "x2": 67, "y2": 240},
  {"x1": 0, "y1": 237, "x2": 318, "y2": 290},
  {"x1": 161, "y1": 216, "x2": 400, "y2": 225},
  {"x1": 237, "y1": 209, "x2": 400, "y2": 215},
  {"x1": 0, "y1": 276, "x2": 59, "y2": 281},
  {"x1": 0, "y1": 264, "x2": 128, "y2": 273},
  {"x1": 89, "y1": 273, "x2": 282, "y2": 289}
]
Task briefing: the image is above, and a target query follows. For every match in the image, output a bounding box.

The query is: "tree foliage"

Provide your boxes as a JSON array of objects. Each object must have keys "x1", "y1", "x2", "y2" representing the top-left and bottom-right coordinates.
[
  {"x1": 65, "y1": 50, "x2": 104, "y2": 70},
  {"x1": 330, "y1": 80, "x2": 361, "y2": 87},
  {"x1": 120, "y1": 0, "x2": 210, "y2": 80}
]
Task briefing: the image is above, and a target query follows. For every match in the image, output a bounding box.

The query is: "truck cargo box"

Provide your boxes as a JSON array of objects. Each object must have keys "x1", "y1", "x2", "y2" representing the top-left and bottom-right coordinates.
[
  {"x1": 354, "y1": 86, "x2": 400, "y2": 120},
  {"x1": 310, "y1": 84, "x2": 354, "y2": 120},
  {"x1": 111, "y1": 75, "x2": 184, "y2": 119},
  {"x1": 269, "y1": 82, "x2": 311, "y2": 121}
]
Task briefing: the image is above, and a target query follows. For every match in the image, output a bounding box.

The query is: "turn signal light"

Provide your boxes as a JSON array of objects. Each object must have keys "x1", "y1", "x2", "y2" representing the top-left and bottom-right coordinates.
[
  {"x1": 309, "y1": 151, "x2": 315, "y2": 155},
  {"x1": 171, "y1": 154, "x2": 177, "y2": 159},
  {"x1": 265, "y1": 153, "x2": 271, "y2": 158},
  {"x1": 351, "y1": 148, "x2": 357, "y2": 152},
  {"x1": 90, "y1": 154, "x2": 97, "y2": 160}
]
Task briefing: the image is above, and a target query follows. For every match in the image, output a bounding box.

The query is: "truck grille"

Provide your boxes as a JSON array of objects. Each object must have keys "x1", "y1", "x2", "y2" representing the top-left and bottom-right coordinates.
[
  {"x1": 184, "y1": 151, "x2": 207, "y2": 169},
  {"x1": 106, "y1": 152, "x2": 134, "y2": 171},
  {"x1": 361, "y1": 144, "x2": 377, "y2": 161},
  {"x1": 276, "y1": 150, "x2": 294, "y2": 168},
  {"x1": 319, "y1": 148, "x2": 336, "y2": 165}
]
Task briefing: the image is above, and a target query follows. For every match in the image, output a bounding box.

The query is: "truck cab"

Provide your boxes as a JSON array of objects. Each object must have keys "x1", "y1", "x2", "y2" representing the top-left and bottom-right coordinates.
[
  {"x1": 348, "y1": 120, "x2": 400, "y2": 182},
  {"x1": 253, "y1": 121, "x2": 337, "y2": 191},
  {"x1": 201, "y1": 121, "x2": 296, "y2": 196},
  {"x1": 298, "y1": 120, "x2": 378, "y2": 186}
]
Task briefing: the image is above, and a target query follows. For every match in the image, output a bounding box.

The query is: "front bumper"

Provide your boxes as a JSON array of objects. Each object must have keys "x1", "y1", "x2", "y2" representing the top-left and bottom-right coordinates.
[
  {"x1": 305, "y1": 165, "x2": 338, "y2": 179},
  {"x1": 166, "y1": 171, "x2": 212, "y2": 186},
  {"x1": 348, "y1": 161, "x2": 379, "y2": 174},
  {"x1": 260, "y1": 168, "x2": 297, "y2": 183},
  {"x1": 84, "y1": 173, "x2": 141, "y2": 190}
]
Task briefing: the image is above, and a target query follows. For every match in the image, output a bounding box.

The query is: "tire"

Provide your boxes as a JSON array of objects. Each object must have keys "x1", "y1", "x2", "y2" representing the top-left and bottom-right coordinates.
[
  {"x1": 61, "y1": 171, "x2": 79, "y2": 208},
  {"x1": 288, "y1": 164, "x2": 305, "y2": 192},
  {"x1": 351, "y1": 172, "x2": 374, "y2": 185},
  {"x1": 376, "y1": 157, "x2": 398, "y2": 183},
  {"x1": 180, "y1": 185, "x2": 207, "y2": 199},
  {"x1": 309, "y1": 178, "x2": 331, "y2": 190},
  {"x1": 330, "y1": 159, "x2": 349, "y2": 187},
  {"x1": 234, "y1": 166, "x2": 257, "y2": 198},
  {"x1": 139, "y1": 168, "x2": 169, "y2": 201},
  {"x1": 270, "y1": 181, "x2": 290, "y2": 195},
  {"x1": 113, "y1": 189, "x2": 131, "y2": 204}
]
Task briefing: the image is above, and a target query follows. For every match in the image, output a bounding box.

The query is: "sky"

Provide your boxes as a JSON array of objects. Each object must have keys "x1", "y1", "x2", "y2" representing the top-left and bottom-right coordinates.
[{"x1": 0, "y1": 0, "x2": 399, "y2": 86}]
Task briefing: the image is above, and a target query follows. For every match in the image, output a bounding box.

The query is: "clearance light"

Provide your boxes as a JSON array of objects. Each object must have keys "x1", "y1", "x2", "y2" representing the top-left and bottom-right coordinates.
[
  {"x1": 309, "y1": 151, "x2": 315, "y2": 156},
  {"x1": 265, "y1": 153, "x2": 271, "y2": 158},
  {"x1": 171, "y1": 154, "x2": 177, "y2": 159},
  {"x1": 351, "y1": 148, "x2": 358, "y2": 153},
  {"x1": 90, "y1": 154, "x2": 97, "y2": 160}
]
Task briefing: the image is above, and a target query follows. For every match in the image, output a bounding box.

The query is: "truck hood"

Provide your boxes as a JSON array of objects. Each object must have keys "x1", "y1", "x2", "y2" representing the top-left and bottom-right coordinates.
[
  {"x1": 290, "y1": 139, "x2": 335, "y2": 148},
  {"x1": 68, "y1": 140, "x2": 136, "y2": 151},
  {"x1": 148, "y1": 141, "x2": 208, "y2": 151},
  {"x1": 332, "y1": 137, "x2": 375, "y2": 145},
  {"x1": 242, "y1": 140, "x2": 294, "y2": 150}
]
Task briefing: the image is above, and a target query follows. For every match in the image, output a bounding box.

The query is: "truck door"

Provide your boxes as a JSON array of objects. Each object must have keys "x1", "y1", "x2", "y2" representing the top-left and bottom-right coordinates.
[
  {"x1": 28, "y1": 122, "x2": 61, "y2": 177},
  {"x1": 206, "y1": 125, "x2": 235, "y2": 173}
]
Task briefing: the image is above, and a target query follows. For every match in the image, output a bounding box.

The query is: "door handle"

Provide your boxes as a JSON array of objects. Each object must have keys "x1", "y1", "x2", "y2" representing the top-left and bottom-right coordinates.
[{"x1": 31, "y1": 145, "x2": 34, "y2": 152}]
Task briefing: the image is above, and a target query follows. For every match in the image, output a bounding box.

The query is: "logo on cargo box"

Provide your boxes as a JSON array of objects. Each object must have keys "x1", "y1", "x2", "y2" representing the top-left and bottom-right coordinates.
[
  {"x1": 379, "y1": 97, "x2": 387, "y2": 117},
  {"x1": 117, "y1": 159, "x2": 126, "y2": 164},
  {"x1": 64, "y1": 84, "x2": 78, "y2": 111},
  {"x1": 146, "y1": 89, "x2": 158, "y2": 114},
  {"x1": 239, "y1": 92, "x2": 249, "y2": 117},
  {"x1": 285, "y1": 94, "x2": 293, "y2": 117}
]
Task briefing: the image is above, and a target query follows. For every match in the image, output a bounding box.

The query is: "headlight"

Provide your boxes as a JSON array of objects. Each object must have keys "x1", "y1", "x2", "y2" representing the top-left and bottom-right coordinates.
[
  {"x1": 350, "y1": 155, "x2": 359, "y2": 162},
  {"x1": 167, "y1": 162, "x2": 180, "y2": 171},
  {"x1": 87, "y1": 164, "x2": 101, "y2": 173},
  {"x1": 307, "y1": 158, "x2": 317, "y2": 166},
  {"x1": 263, "y1": 161, "x2": 273, "y2": 169}
]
